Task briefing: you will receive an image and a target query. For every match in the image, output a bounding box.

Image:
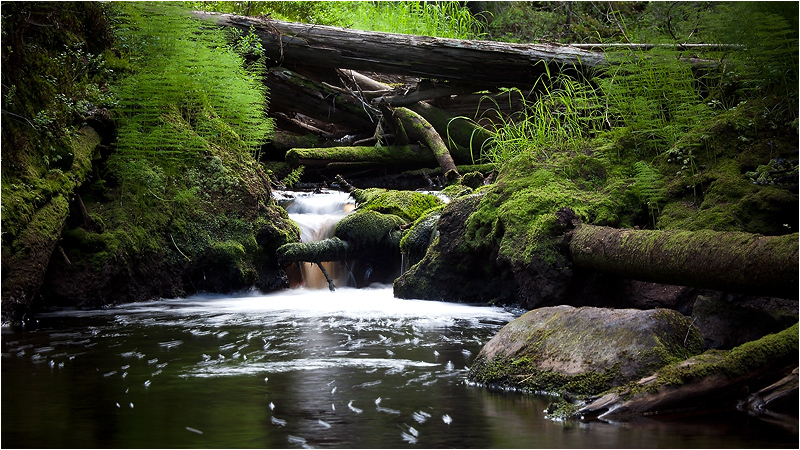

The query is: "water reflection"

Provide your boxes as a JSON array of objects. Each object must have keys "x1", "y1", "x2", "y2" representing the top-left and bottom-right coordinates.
[{"x1": 3, "y1": 287, "x2": 797, "y2": 448}]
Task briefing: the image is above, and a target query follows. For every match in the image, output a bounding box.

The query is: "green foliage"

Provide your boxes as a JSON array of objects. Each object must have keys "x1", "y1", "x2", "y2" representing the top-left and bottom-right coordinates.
[
  {"x1": 464, "y1": 150, "x2": 641, "y2": 268},
  {"x1": 111, "y1": 2, "x2": 271, "y2": 164},
  {"x1": 597, "y1": 49, "x2": 712, "y2": 157},
  {"x1": 345, "y1": 2, "x2": 486, "y2": 39},
  {"x1": 352, "y1": 189, "x2": 444, "y2": 222},
  {"x1": 473, "y1": 70, "x2": 604, "y2": 166},
  {"x1": 631, "y1": 161, "x2": 667, "y2": 227},
  {"x1": 280, "y1": 166, "x2": 305, "y2": 189},
  {"x1": 185, "y1": 1, "x2": 486, "y2": 39},
  {"x1": 50, "y1": 1, "x2": 299, "y2": 286}
]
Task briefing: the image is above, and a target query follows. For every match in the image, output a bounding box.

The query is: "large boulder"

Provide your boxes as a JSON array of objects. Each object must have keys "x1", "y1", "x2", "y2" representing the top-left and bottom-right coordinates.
[
  {"x1": 394, "y1": 194, "x2": 518, "y2": 304},
  {"x1": 468, "y1": 305, "x2": 704, "y2": 396}
]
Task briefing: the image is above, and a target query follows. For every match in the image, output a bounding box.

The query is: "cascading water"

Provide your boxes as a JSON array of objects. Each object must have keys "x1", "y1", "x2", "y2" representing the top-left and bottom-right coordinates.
[{"x1": 277, "y1": 190, "x2": 356, "y2": 289}]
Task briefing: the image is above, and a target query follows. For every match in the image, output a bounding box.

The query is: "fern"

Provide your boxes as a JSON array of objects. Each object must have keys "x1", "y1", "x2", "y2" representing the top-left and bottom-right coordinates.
[
  {"x1": 111, "y1": 2, "x2": 272, "y2": 166},
  {"x1": 631, "y1": 161, "x2": 667, "y2": 227},
  {"x1": 281, "y1": 166, "x2": 305, "y2": 189}
]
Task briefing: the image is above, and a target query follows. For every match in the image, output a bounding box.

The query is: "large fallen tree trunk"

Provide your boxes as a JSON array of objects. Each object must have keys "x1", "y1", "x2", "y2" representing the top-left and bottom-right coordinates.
[
  {"x1": 192, "y1": 12, "x2": 605, "y2": 86},
  {"x1": 569, "y1": 225, "x2": 799, "y2": 299}
]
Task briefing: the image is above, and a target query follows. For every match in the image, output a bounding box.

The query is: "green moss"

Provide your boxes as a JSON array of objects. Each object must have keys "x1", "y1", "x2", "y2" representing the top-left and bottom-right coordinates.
[
  {"x1": 209, "y1": 240, "x2": 246, "y2": 265},
  {"x1": 629, "y1": 323, "x2": 799, "y2": 395},
  {"x1": 463, "y1": 150, "x2": 641, "y2": 268},
  {"x1": 334, "y1": 210, "x2": 407, "y2": 248},
  {"x1": 351, "y1": 189, "x2": 444, "y2": 222},
  {"x1": 469, "y1": 355, "x2": 619, "y2": 396}
]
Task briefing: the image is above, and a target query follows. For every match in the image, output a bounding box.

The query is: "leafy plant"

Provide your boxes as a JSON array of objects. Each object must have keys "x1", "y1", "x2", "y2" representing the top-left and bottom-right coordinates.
[
  {"x1": 280, "y1": 166, "x2": 305, "y2": 189},
  {"x1": 631, "y1": 161, "x2": 667, "y2": 227},
  {"x1": 111, "y1": 2, "x2": 271, "y2": 166},
  {"x1": 596, "y1": 48, "x2": 711, "y2": 158},
  {"x1": 468, "y1": 67, "x2": 603, "y2": 166}
]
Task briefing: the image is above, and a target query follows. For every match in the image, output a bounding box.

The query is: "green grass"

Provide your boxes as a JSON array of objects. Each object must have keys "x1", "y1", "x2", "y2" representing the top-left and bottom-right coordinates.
[{"x1": 185, "y1": 1, "x2": 486, "y2": 40}]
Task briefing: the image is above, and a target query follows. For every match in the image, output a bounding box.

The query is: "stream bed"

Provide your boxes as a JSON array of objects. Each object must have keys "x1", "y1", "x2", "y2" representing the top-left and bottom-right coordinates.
[{"x1": 2, "y1": 286, "x2": 796, "y2": 448}]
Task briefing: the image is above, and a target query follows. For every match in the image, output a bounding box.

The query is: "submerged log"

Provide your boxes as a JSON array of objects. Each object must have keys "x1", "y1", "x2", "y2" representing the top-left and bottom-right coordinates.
[
  {"x1": 569, "y1": 225, "x2": 799, "y2": 299},
  {"x1": 191, "y1": 12, "x2": 605, "y2": 86}
]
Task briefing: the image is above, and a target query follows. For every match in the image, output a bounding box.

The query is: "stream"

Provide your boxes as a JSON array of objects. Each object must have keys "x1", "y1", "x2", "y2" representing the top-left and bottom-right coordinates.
[{"x1": 2, "y1": 191, "x2": 796, "y2": 448}]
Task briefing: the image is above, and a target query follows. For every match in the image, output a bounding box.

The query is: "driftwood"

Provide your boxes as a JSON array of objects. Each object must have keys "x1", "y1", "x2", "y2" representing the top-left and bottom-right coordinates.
[
  {"x1": 569, "y1": 225, "x2": 799, "y2": 299},
  {"x1": 192, "y1": 12, "x2": 606, "y2": 86}
]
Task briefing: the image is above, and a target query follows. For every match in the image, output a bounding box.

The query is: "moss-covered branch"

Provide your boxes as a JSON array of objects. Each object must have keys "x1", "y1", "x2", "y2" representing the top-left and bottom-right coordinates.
[
  {"x1": 286, "y1": 145, "x2": 436, "y2": 168},
  {"x1": 570, "y1": 225, "x2": 799, "y2": 299},
  {"x1": 393, "y1": 107, "x2": 459, "y2": 176}
]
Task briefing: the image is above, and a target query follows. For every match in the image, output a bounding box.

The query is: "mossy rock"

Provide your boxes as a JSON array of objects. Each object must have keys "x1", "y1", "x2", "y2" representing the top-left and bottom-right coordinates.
[
  {"x1": 399, "y1": 209, "x2": 442, "y2": 268},
  {"x1": 334, "y1": 210, "x2": 406, "y2": 249},
  {"x1": 351, "y1": 188, "x2": 444, "y2": 222},
  {"x1": 394, "y1": 193, "x2": 518, "y2": 304},
  {"x1": 441, "y1": 183, "x2": 473, "y2": 200},
  {"x1": 468, "y1": 305, "x2": 704, "y2": 396}
]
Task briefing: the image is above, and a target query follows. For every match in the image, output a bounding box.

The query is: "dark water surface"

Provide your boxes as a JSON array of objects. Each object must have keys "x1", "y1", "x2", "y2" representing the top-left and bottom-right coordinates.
[{"x1": 2, "y1": 286, "x2": 797, "y2": 448}]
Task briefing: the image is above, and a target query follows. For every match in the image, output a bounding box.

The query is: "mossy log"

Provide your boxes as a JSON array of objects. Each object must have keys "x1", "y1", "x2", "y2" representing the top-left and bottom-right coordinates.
[
  {"x1": 407, "y1": 101, "x2": 494, "y2": 160},
  {"x1": 393, "y1": 107, "x2": 458, "y2": 176},
  {"x1": 580, "y1": 323, "x2": 799, "y2": 421},
  {"x1": 286, "y1": 145, "x2": 436, "y2": 168},
  {"x1": 276, "y1": 237, "x2": 351, "y2": 265},
  {"x1": 569, "y1": 225, "x2": 799, "y2": 299},
  {"x1": 277, "y1": 210, "x2": 405, "y2": 265}
]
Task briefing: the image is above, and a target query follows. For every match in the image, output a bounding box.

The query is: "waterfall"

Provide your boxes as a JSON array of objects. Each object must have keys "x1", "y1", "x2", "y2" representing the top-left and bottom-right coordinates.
[{"x1": 278, "y1": 190, "x2": 355, "y2": 289}]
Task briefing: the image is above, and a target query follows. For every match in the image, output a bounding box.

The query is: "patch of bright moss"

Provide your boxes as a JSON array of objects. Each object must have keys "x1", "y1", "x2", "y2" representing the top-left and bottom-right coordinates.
[
  {"x1": 469, "y1": 355, "x2": 619, "y2": 396},
  {"x1": 464, "y1": 149, "x2": 641, "y2": 267},
  {"x1": 352, "y1": 189, "x2": 444, "y2": 222},
  {"x1": 335, "y1": 210, "x2": 407, "y2": 249}
]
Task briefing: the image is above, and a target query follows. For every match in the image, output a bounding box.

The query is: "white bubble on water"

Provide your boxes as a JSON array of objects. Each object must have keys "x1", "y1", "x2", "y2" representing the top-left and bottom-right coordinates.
[
  {"x1": 347, "y1": 400, "x2": 362, "y2": 414},
  {"x1": 271, "y1": 416, "x2": 287, "y2": 426}
]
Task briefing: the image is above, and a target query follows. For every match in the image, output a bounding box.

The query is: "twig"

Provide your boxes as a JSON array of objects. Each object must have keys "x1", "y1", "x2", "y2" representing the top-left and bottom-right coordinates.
[
  {"x1": 170, "y1": 234, "x2": 191, "y2": 261},
  {"x1": 315, "y1": 261, "x2": 336, "y2": 291},
  {"x1": 684, "y1": 316, "x2": 698, "y2": 347}
]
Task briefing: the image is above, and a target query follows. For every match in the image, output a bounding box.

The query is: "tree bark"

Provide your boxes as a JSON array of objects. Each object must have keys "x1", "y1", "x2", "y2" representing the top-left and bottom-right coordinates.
[
  {"x1": 393, "y1": 107, "x2": 459, "y2": 176},
  {"x1": 569, "y1": 225, "x2": 799, "y2": 299},
  {"x1": 191, "y1": 12, "x2": 606, "y2": 86}
]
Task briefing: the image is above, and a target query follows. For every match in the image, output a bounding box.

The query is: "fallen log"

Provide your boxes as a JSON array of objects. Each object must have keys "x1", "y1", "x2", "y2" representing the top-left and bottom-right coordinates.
[
  {"x1": 393, "y1": 107, "x2": 458, "y2": 176},
  {"x1": 266, "y1": 68, "x2": 377, "y2": 133},
  {"x1": 569, "y1": 225, "x2": 799, "y2": 299},
  {"x1": 286, "y1": 145, "x2": 437, "y2": 168},
  {"x1": 579, "y1": 323, "x2": 798, "y2": 421},
  {"x1": 191, "y1": 12, "x2": 606, "y2": 86}
]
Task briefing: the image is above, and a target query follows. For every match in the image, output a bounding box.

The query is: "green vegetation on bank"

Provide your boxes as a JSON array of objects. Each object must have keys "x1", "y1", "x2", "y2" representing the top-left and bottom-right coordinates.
[
  {"x1": 74, "y1": 1, "x2": 295, "y2": 289},
  {"x1": 186, "y1": 1, "x2": 486, "y2": 39},
  {"x1": 2, "y1": 2, "x2": 300, "y2": 314}
]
